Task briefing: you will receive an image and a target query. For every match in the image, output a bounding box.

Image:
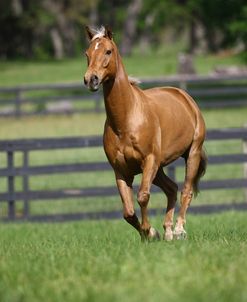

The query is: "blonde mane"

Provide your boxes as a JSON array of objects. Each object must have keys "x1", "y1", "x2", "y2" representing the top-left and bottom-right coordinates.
[{"x1": 128, "y1": 76, "x2": 141, "y2": 86}]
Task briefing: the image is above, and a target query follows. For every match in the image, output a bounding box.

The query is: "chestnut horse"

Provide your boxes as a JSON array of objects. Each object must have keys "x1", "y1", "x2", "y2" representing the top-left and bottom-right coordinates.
[{"x1": 84, "y1": 26, "x2": 207, "y2": 241}]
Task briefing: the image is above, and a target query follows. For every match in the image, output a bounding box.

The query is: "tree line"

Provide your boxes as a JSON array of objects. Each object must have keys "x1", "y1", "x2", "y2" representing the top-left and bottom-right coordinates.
[{"x1": 0, "y1": 0, "x2": 246, "y2": 60}]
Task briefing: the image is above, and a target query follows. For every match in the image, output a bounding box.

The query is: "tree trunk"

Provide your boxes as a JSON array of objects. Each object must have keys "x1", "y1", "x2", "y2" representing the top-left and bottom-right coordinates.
[
  {"x1": 139, "y1": 12, "x2": 155, "y2": 54},
  {"x1": 120, "y1": 0, "x2": 143, "y2": 56},
  {"x1": 89, "y1": 1, "x2": 99, "y2": 27},
  {"x1": 11, "y1": 0, "x2": 22, "y2": 16},
  {"x1": 205, "y1": 26, "x2": 218, "y2": 52},
  {"x1": 189, "y1": 18, "x2": 196, "y2": 54},
  {"x1": 42, "y1": 0, "x2": 75, "y2": 58},
  {"x1": 50, "y1": 28, "x2": 64, "y2": 59}
]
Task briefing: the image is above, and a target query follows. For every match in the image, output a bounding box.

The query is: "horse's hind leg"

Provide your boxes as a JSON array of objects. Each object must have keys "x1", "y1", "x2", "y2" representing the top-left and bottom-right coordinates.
[
  {"x1": 153, "y1": 168, "x2": 178, "y2": 241},
  {"x1": 174, "y1": 145, "x2": 203, "y2": 240}
]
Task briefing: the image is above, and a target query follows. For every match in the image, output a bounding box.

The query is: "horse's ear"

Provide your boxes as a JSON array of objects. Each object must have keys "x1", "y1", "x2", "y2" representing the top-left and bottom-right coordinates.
[
  {"x1": 105, "y1": 26, "x2": 113, "y2": 40},
  {"x1": 85, "y1": 26, "x2": 94, "y2": 41}
]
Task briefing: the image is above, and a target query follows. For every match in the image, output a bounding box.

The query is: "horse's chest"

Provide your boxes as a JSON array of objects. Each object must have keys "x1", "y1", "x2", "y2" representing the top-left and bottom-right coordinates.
[
  {"x1": 114, "y1": 141, "x2": 142, "y2": 174},
  {"x1": 104, "y1": 126, "x2": 144, "y2": 174}
]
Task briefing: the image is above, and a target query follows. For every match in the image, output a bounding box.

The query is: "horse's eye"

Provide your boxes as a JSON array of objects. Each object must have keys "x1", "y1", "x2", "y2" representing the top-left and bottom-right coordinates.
[{"x1": 106, "y1": 50, "x2": 112, "y2": 55}]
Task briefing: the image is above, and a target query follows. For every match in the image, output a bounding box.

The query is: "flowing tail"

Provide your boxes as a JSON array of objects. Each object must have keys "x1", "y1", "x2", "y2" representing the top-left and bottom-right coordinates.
[{"x1": 193, "y1": 149, "x2": 207, "y2": 196}]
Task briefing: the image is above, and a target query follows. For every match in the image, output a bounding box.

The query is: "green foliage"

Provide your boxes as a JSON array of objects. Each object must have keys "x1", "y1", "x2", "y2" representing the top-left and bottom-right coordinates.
[
  {"x1": 192, "y1": 0, "x2": 246, "y2": 50},
  {"x1": 229, "y1": 5, "x2": 247, "y2": 61}
]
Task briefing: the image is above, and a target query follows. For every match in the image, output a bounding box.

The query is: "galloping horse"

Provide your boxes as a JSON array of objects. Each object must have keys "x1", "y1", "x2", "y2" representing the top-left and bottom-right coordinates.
[{"x1": 84, "y1": 26, "x2": 207, "y2": 241}]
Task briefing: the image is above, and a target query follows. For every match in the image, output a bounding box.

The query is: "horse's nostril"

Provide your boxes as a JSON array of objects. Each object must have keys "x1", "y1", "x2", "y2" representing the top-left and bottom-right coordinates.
[
  {"x1": 85, "y1": 74, "x2": 100, "y2": 91},
  {"x1": 91, "y1": 75, "x2": 99, "y2": 85}
]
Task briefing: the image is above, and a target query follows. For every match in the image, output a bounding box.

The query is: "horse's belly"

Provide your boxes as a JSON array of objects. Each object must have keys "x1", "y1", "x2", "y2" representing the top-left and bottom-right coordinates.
[{"x1": 161, "y1": 129, "x2": 194, "y2": 165}]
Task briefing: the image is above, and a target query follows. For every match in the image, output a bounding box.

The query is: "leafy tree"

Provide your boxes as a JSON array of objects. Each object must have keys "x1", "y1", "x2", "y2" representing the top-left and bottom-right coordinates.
[{"x1": 229, "y1": 5, "x2": 247, "y2": 61}]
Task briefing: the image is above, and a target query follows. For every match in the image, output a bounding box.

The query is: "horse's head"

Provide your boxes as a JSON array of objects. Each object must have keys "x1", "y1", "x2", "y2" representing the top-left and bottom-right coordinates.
[{"x1": 84, "y1": 26, "x2": 117, "y2": 92}]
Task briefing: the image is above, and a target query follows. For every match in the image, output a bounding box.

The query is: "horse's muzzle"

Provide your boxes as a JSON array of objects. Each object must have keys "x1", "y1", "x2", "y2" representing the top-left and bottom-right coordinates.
[{"x1": 84, "y1": 74, "x2": 100, "y2": 92}]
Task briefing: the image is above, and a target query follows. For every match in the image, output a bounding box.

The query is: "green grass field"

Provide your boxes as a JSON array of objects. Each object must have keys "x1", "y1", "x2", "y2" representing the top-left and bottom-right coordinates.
[{"x1": 0, "y1": 212, "x2": 247, "y2": 302}]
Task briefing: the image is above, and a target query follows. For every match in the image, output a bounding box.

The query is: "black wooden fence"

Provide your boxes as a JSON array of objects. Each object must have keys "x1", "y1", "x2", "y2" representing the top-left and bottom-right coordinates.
[
  {"x1": 0, "y1": 128, "x2": 247, "y2": 222},
  {"x1": 0, "y1": 73, "x2": 247, "y2": 117}
]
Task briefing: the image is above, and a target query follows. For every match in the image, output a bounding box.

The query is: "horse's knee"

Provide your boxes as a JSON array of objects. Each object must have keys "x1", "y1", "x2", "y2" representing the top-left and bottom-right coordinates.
[{"x1": 137, "y1": 191, "x2": 150, "y2": 207}]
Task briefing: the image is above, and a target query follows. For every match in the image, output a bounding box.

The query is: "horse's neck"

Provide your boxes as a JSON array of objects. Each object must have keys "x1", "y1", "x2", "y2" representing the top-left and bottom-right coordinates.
[{"x1": 103, "y1": 56, "x2": 138, "y2": 134}]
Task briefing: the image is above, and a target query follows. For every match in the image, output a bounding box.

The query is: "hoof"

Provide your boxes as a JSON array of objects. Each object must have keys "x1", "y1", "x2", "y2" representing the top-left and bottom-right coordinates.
[
  {"x1": 163, "y1": 229, "x2": 173, "y2": 241},
  {"x1": 141, "y1": 227, "x2": 160, "y2": 242},
  {"x1": 148, "y1": 227, "x2": 161, "y2": 241},
  {"x1": 173, "y1": 228, "x2": 187, "y2": 240}
]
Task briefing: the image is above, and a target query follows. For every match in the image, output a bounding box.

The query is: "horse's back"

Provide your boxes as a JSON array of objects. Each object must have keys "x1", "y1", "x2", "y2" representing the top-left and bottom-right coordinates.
[{"x1": 144, "y1": 86, "x2": 198, "y2": 113}]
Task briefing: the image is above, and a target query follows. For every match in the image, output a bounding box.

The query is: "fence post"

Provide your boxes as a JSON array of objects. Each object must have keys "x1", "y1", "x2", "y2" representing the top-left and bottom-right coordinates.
[
  {"x1": 179, "y1": 76, "x2": 187, "y2": 91},
  {"x1": 7, "y1": 151, "x2": 15, "y2": 219},
  {"x1": 244, "y1": 125, "x2": 247, "y2": 202},
  {"x1": 15, "y1": 88, "x2": 22, "y2": 117},
  {"x1": 23, "y1": 151, "x2": 29, "y2": 218}
]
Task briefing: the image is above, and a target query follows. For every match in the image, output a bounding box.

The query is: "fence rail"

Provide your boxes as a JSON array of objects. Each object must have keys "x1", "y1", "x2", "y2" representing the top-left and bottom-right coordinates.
[
  {"x1": 0, "y1": 73, "x2": 247, "y2": 117},
  {"x1": 0, "y1": 127, "x2": 247, "y2": 222}
]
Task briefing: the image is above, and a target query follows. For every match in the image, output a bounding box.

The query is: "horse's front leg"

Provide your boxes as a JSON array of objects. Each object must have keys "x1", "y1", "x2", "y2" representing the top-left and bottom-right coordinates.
[
  {"x1": 138, "y1": 154, "x2": 160, "y2": 241},
  {"x1": 115, "y1": 173, "x2": 142, "y2": 235}
]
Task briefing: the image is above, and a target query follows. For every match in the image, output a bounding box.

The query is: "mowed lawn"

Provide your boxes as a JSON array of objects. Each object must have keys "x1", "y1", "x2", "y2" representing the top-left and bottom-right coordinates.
[{"x1": 0, "y1": 212, "x2": 247, "y2": 302}]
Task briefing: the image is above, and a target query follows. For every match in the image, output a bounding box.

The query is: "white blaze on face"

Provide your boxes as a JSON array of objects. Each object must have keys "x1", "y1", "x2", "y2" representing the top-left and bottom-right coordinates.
[{"x1": 95, "y1": 42, "x2": 100, "y2": 50}]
